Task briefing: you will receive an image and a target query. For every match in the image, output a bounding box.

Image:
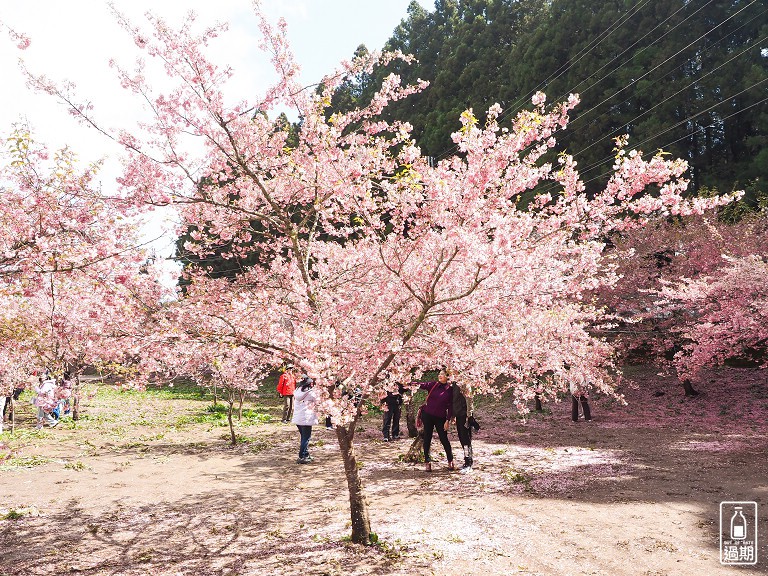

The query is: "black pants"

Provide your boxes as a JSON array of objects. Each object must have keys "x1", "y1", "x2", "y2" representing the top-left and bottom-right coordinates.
[
  {"x1": 571, "y1": 395, "x2": 591, "y2": 421},
  {"x1": 382, "y1": 400, "x2": 401, "y2": 439},
  {"x1": 456, "y1": 415, "x2": 473, "y2": 466},
  {"x1": 3, "y1": 389, "x2": 22, "y2": 420},
  {"x1": 422, "y1": 411, "x2": 453, "y2": 463}
]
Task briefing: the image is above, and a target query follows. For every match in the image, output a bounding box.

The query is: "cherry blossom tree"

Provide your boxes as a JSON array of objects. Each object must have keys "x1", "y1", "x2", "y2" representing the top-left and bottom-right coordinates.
[
  {"x1": 661, "y1": 252, "x2": 768, "y2": 380},
  {"x1": 132, "y1": 309, "x2": 272, "y2": 445},
  {"x1": 0, "y1": 347, "x2": 32, "y2": 434},
  {"x1": 27, "y1": 3, "x2": 737, "y2": 544},
  {"x1": 597, "y1": 210, "x2": 766, "y2": 392},
  {"x1": 0, "y1": 129, "x2": 168, "y2": 419},
  {"x1": 197, "y1": 346, "x2": 269, "y2": 445}
]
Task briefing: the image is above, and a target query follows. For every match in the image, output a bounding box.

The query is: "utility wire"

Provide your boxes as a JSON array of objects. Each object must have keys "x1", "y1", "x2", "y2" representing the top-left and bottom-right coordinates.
[
  {"x1": 432, "y1": 0, "x2": 656, "y2": 162},
  {"x1": 576, "y1": 93, "x2": 768, "y2": 191},
  {"x1": 432, "y1": 0, "x2": 752, "y2": 165},
  {"x1": 553, "y1": 75, "x2": 768, "y2": 192},
  {"x1": 566, "y1": 0, "x2": 761, "y2": 130},
  {"x1": 502, "y1": 0, "x2": 655, "y2": 118},
  {"x1": 559, "y1": 3, "x2": 768, "y2": 139},
  {"x1": 556, "y1": 0, "x2": 719, "y2": 107},
  {"x1": 563, "y1": 32, "x2": 768, "y2": 169}
]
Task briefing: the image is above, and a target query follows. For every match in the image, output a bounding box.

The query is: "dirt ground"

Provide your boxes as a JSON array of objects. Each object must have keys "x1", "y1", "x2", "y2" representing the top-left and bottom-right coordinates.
[{"x1": 1, "y1": 365, "x2": 767, "y2": 576}]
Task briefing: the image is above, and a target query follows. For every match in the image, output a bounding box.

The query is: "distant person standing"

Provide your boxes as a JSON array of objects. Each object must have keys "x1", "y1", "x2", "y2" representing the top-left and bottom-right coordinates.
[
  {"x1": 57, "y1": 371, "x2": 74, "y2": 417},
  {"x1": 381, "y1": 384, "x2": 404, "y2": 441},
  {"x1": 3, "y1": 384, "x2": 25, "y2": 428},
  {"x1": 277, "y1": 364, "x2": 297, "y2": 423},
  {"x1": 34, "y1": 375, "x2": 59, "y2": 429},
  {"x1": 570, "y1": 377, "x2": 592, "y2": 423},
  {"x1": 0, "y1": 390, "x2": 6, "y2": 434},
  {"x1": 292, "y1": 375, "x2": 319, "y2": 463}
]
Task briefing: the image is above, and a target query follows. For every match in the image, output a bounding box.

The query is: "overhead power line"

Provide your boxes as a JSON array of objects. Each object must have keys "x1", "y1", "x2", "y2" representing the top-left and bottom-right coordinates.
[
  {"x1": 561, "y1": 35, "x2": 768, "y2": 181},
  {"x1": 566, "y1": 0, "x2": 761, "y2": 130},
  {"x1": 433, "y1": 0, "x2": 657, "y2": 162}
]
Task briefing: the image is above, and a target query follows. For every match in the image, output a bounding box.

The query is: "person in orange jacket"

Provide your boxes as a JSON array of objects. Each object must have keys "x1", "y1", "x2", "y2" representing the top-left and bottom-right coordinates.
[{"x1": 277, "y1": 363, "x2": 297, "y2": 423}]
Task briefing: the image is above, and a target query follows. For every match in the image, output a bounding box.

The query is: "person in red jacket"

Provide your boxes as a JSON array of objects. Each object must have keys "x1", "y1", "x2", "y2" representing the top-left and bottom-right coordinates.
[{"x1": 277, "y1": 363, "x2": 297, "y2": 423}]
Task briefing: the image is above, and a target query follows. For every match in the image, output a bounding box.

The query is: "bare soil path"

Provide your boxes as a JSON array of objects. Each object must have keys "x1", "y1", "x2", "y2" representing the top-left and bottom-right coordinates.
[{"x1": 1, "y1": 366, "x2": 766, "y2": 575}]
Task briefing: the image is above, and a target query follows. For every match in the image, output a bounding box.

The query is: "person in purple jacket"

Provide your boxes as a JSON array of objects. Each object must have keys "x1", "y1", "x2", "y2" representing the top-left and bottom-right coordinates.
[{"x1": 419, "y1": 368, "x2": 455, "y2": 472}]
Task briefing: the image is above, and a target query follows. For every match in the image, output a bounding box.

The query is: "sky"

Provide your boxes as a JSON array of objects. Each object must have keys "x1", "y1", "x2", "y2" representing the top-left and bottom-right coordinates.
[{"x1": 0, "y1": 0, "x2": 432, "y2": 266}]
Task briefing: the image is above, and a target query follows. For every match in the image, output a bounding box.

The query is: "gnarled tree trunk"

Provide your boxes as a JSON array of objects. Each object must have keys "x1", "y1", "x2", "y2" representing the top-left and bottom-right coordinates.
[
  {"x1": 405, "y1": 400, "x2": 418, "y2": 438},
  {"x1": 404, "y1": 431, "x2": 424, "y2": 463},
  {"x1": 682, "y1": 378, "x2": 700, "y2": 397},
  {"x1": 72, "y1": 373, "x2": 81, "y2": 421},
  {"x1": 335, "y1": 425, "x2": 372, "y2": 544}
]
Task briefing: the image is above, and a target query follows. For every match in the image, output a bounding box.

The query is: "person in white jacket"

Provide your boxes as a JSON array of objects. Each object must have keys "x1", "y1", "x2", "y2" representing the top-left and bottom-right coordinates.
[
  {"x1": 34, "y1": 376, "x2": 59, "y2": 429},
  {"x1": 292, "y1": 375, "x2": 319, "y2": 463}
]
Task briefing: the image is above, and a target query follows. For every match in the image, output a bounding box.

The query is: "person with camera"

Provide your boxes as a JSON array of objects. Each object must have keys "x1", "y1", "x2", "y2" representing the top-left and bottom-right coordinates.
[
  {"x1": 292, "y1": 374, "x2": 319, "y2": 464},
  {"x1": 417, "y1": 367, "x2": 455, "y2": 472}
]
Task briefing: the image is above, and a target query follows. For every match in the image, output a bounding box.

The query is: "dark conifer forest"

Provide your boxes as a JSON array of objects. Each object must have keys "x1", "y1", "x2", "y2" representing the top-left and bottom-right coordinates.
[{"x1": 337, "y1": 0, "x2": 767, "y2": 204}]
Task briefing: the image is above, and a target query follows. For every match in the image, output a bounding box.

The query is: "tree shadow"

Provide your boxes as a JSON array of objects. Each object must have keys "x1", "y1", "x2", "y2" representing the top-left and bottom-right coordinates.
[{"x1": 0, "y1": 487, "x2": 406, "y2": 576}]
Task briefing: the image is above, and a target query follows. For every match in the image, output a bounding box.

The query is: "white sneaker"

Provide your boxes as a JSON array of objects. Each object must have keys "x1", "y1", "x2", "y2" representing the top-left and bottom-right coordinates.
[{"x1": 459, "y1": 466, "x2": 473, "y2": 474}]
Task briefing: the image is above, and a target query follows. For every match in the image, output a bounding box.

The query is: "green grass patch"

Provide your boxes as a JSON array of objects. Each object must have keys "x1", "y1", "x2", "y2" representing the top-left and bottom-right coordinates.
[
  {"x1": 0, "y1": 455, "x2": 52, "y2": 470},
  {"x1": 218, "y1": 433, "x2": 253, "y2": 444},
  {"x1": 0, "y1": 428, "x2": 53, "y2": 442},
  {"x1": 2, "y1": 509, "x2": 26, "y2": 520},
  {"x1": 248, "y1": 439, "x2": 273, "y2": 453},
  {"x1": 504, "y1": 469, "x2": 531, "y2": 485},
  {"x1": 175, "y1": 404, "x2": 274, "y2": 428}
]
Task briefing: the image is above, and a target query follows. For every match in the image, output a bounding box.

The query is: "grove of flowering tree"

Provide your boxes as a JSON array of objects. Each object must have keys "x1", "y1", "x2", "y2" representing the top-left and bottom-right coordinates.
[
  {"x1": 17, "y1": 3, "x2": 745, "y2": 544},
  {"x1": 600, "y1": 211, "x2": 767, "y2": 388},
  {"x1": 0, "y1": 129, "x2": 168, "y2": 416}
]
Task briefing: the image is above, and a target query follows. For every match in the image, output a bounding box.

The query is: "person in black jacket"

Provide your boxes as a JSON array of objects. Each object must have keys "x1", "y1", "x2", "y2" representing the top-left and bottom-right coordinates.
[
  {"x1": 380, "y1": 383, "x2": 404, "y2": 441},
  {"x1": 451, "y1": 381, "x2": 479, "y2": 472}
]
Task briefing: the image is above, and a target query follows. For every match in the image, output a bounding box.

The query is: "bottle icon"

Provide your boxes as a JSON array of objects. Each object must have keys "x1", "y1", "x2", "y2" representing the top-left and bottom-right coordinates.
[{"x1": 731, "y1": 507, "x2": 747, "y2": 540}]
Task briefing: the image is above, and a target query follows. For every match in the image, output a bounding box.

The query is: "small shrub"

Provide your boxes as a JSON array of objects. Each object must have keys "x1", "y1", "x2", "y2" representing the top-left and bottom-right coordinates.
[{"x1": 504, "y1": 470, "x2": 530, "y2": 485}]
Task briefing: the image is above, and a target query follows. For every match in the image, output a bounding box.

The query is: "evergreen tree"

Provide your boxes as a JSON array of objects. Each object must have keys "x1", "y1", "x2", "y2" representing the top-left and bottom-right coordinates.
[{"x1": 357, "y1": 0, "x2": 767, "y2": 200}]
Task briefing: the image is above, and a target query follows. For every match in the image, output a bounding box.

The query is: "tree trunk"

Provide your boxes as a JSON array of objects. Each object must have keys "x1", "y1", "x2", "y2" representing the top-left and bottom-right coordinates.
[
  {"x1": 534, "y1": 393, "x2": 543, "y2": 412},
  {"x1": 227, "y1": 391, "x2": 237, "y2": 445},
  {"x1": 405, "y1": 400, "x2": 418, "y2": 438},
  {"x1": 682, "y1": 379, "x2": 700, "y2": 397},
  {"x1": 72, "y1": 374, "x2": 81, "y2": 421},
  {"x1": 336, "y1": 425, "x2": 372, "y2": 544},
  {"x1": 237, "y1": 389, "x2": 245, "y2": 420},
  {"x1": 404, "y1": 431, "x2": 425, "y2": 463},
  {"x1": 10, "y1": 395, "x2": 15, "y2": 434}
]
